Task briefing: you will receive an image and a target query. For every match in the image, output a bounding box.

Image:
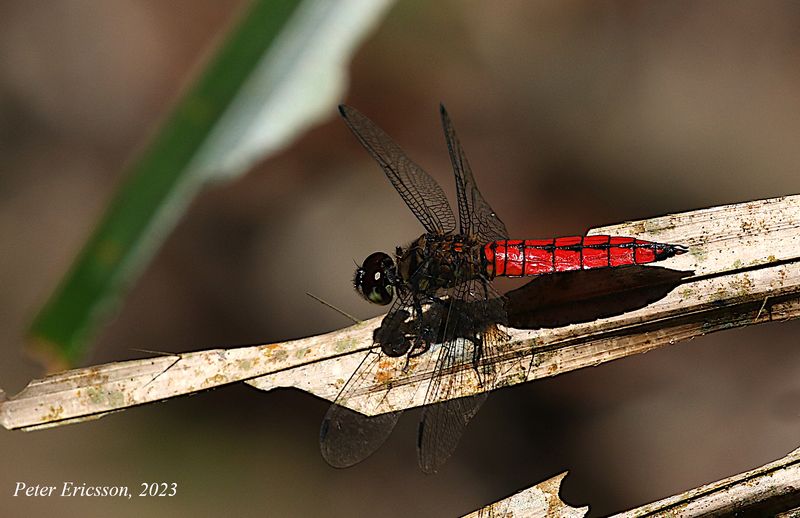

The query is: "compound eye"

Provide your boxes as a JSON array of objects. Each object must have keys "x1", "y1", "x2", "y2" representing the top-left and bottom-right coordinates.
[{"x1": 354, "y1": 252, "x2": 394, "y2": 305}]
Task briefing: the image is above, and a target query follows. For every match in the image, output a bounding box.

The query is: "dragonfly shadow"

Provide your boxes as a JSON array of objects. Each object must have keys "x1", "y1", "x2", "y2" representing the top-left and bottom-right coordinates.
[{"x1": 505, "y1": 265, "x2": 694, "y2": 329}]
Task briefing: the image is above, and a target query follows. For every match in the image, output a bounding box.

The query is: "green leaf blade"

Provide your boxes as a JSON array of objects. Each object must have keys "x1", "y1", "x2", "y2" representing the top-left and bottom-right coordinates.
[{"x1": 29, "y1": 0, "x2": 305, "y2": 365}]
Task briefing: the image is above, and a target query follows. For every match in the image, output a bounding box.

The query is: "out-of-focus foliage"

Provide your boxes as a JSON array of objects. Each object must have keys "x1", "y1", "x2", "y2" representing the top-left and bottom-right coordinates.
[{"x1": 28, "y1": 0, "x2": 391, "y2": 366}]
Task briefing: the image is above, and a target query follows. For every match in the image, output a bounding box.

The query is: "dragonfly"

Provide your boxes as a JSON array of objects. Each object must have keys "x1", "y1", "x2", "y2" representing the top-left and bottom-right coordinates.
[{"x1": 320, "y1": 104, "x2": 687, "y2": 473}]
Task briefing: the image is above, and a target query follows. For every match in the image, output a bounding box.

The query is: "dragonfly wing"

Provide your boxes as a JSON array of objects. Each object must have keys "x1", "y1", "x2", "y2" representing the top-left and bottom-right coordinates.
[
  {"x1": 321, "y1": 407, "x2": 400, "y2": 469},
  {"x1": 416, "y1": 279, "x2": 509, "y2": 473},
  {"x1": 320, "y1": 290, "x2": 422, "y2": 468},
  {"x1": 340, "y1": 105, "x2": 457, "y2": 235},
  {"x1": 320, "y1": 347, "x2": 402, "y2": 468},
  {"x1": 439, "y1": 104, "x2": 509, "y2": 242},
  {"x1": 418, "y1": 391, "x2": 487, "y2": 474}
]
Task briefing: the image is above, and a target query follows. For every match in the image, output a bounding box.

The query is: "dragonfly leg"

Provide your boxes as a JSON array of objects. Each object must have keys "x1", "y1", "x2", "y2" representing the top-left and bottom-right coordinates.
[
  {"x1": 473, "y1": 277, "x2": 492, "y2": 369},
  {"x1": 472, "y1": 334, "x2": 483, "y2": 368},
  {"x1": 407, "y1": 297, "x2": 432, "y2": 358},
  {"x1": 408, "y1": 343, "x2": 431, "y2": 359}
]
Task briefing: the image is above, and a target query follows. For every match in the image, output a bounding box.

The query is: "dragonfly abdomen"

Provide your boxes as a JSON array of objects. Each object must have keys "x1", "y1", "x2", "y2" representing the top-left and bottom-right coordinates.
[{"x1": 483, "y1": 235, "x2": 687, "y2": 278}]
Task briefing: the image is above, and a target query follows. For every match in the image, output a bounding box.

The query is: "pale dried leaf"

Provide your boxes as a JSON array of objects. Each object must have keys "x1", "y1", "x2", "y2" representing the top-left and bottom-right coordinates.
[
  {"x1": 462, "y1": 472, "x2": 588, "y2": 518},
  {"x1": 1, "y1": 195, "x2": 799, "y2": 430},
  {"x1": 467, "y1": 447, "x2": 800, "y2": 517}
]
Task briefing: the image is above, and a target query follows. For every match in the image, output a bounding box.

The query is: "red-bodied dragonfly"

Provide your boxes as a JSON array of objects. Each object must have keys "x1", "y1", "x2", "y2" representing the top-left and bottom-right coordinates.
[{"x1": 320, "y1": 105, "x2": 687, "y2": 473}]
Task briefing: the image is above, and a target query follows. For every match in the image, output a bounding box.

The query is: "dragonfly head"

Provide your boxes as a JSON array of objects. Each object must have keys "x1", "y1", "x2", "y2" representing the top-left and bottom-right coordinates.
[{"x1": 354, "y1": 252, "x2": 396, "y2": 305}]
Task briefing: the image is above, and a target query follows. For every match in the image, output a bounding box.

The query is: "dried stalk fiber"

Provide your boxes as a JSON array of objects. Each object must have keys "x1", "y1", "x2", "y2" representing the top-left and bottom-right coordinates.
[
  {"x1": 463, "y1": 472, "x2": 588, "y2": 517},
  {"x1": 464, "y1": 446, "x2": 800, "y2": 517},
  {"x1": 2, "y1": 194, "x2": 799, "y2": 431}
]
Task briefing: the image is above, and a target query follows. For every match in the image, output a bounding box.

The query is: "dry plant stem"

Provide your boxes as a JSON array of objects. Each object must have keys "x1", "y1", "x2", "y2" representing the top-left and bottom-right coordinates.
[
  {"x1": 462, "y1": 472, "x2": 588, "y2": 517},
  {"x1": 2, "y1": 195, "x2": 799, "y2": 430},
  {"x1": 1, "y1": 316, "x2": 380, "y2": 430},
  {"x1": 464, "y1": 447, "x2": 800, "y2": 517}
]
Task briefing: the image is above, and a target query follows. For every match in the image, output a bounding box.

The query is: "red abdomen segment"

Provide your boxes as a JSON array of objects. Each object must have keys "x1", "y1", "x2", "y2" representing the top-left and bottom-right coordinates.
[{"x1": 483, "y1": 236, "x2": 687, "y2": 278}]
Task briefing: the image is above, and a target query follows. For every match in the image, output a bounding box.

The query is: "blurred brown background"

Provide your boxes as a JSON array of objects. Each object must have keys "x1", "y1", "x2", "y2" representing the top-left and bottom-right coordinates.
[{"x1": 2, "y1": 1, "x2": 800, "y2": 516}]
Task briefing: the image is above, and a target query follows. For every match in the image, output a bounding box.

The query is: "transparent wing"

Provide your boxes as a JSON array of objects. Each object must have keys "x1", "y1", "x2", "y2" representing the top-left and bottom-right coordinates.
[
  {"x1": 439, "y1": 104, "x2": 509, "y2": 242},
  {"x1": 319, "y1": 293, "x2": 416, "y2": 468},
  {"x1": 417, "y1": 279, "x2": 510, "y2": 473},
  {"x1": 320, "y1": 347, "x2": 401, "y2": 468},
  {"x1": 340, "y1": 105, "x2": 457, "y2": 235},
  {"x1": 418, "y1": 390, "x2": 487, "y2": 474}
]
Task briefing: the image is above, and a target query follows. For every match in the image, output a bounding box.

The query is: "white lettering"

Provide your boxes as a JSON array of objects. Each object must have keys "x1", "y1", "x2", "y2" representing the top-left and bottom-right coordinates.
[
  {"x1": 60, "y1": 482, "x2": 129, "y2": 497},
  {"x1": 12, "y1": 482, "x2": 56, "y2": 496}
]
